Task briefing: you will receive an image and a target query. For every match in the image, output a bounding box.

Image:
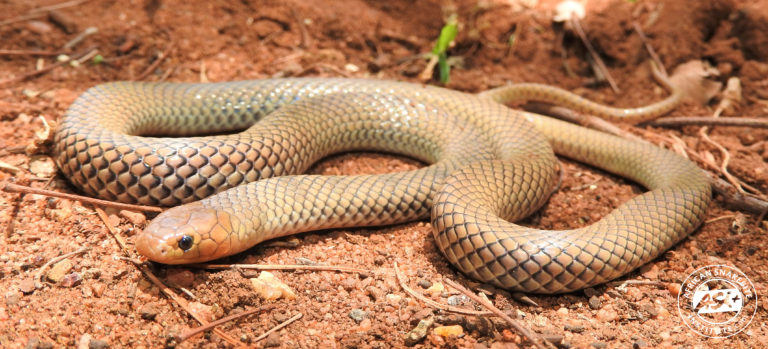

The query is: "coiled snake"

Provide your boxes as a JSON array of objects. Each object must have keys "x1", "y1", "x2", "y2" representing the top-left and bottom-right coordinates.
[{"x1": 54, "y1": 78, "x2": 710, "y2": 293}]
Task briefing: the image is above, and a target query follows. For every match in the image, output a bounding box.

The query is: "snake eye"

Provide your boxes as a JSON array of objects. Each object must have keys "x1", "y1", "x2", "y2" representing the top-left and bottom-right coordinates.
[{"x1": 178, "y1": 235, "x2": 194, "y2": 251}]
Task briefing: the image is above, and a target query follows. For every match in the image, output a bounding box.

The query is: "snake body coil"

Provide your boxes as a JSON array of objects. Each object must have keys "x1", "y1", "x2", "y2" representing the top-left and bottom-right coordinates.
[{"x1": 54, "y1": 78, "x2": 710, "y2": 293}]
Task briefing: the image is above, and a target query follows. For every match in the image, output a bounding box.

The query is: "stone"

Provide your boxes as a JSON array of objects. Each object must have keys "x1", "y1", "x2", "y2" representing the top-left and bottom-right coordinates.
[
  {"x1": 250, "y1": 272, "x2": 296, "y2": 300},
  {"x1": 433, "y1": 325, "x2": 463, "y2": 337},
  {"x1": 405, "y1": 317, "x2": 433, "y2": 346},
  {"x1": 349, "y1": 308, "x2": 367, "y2": 322},
  {"x1": 47, "y1": 259, "x2": 73, "y2": 283}
]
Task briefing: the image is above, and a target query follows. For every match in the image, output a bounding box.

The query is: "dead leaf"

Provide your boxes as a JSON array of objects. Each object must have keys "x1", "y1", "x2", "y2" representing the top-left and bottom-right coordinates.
[{"x1": 668, "y1": 60, "x2": 722, "y2": 105}]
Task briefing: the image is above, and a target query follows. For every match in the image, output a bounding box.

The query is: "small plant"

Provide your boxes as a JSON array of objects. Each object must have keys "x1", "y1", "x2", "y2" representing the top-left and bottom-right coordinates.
[{"x1": 421, "y1": 14, "x2": 458, "y2": 84}]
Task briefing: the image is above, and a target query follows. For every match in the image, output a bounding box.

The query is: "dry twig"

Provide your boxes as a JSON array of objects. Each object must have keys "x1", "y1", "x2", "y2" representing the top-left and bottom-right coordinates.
[
  {"x1": 196, "y1": 263, "x2": 371, "y2": 276},
  {"x1": 254, "y1": 313, "x2": 303, "y2": 342},
  {"x1": 443, "y1": 279, "x2": 552, "y2": 349},
  {"x1": 134, "y1": 39, "x2": 176, "y2": 81},
  {"x1": 569, "y1": 17, "x2": 619, "y2": 93},
  {"x1": 0, "y1": 49, "x2": 62, "y2": 56},
  {"x1": 3, "y1": 183, "x2": 164, "y2": 213},
  {"x1": 393, "y1": 262, "x2": 492, "y2": 316},
  {"x1": 177, "y1": 307, "x2": 261, "y2": 342}
]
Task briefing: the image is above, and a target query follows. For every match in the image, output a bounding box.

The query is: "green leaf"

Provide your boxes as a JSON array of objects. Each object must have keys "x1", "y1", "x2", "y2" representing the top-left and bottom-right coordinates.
[{"x1": 432, "y1": 21, "x2": 458, "y2": 55}]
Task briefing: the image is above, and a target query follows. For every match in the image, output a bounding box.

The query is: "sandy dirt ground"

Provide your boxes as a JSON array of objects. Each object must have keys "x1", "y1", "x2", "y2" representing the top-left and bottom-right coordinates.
[{"x1": 1, "y1": 0, "x2": 767, "y2": 347}]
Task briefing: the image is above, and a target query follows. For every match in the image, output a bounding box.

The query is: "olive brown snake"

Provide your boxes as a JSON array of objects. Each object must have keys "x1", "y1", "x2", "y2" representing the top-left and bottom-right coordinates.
[{"x1": 53, "y1": 78, "x2": 710, "y2": 293}]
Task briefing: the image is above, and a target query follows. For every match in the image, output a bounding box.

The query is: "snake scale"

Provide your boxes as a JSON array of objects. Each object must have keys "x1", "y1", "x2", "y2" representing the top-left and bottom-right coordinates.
[{"x1": 53, "y1": 78, "x2": 711, "y2": 293}]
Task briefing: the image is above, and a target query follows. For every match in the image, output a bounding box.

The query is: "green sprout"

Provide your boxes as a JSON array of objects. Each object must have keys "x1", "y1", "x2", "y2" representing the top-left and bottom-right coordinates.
[{"x1": 431, "y1": 15, "x2": 458, "y2": 83}]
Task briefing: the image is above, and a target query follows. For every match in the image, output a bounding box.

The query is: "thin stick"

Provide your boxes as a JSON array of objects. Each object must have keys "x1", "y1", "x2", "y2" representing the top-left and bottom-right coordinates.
[
  {"x1": 646, "y1": 116, "x2": 768, "y2": 129},
  {"x1": 569, "y1": 17, "x2": 619, "y2": 93},
  {"x1": 28, "y1": 0, "x2": 93, "y2": 14},
  {"x1": 254, "y1": 313, "x2": 303, "y2": 342},
  {"x1": 177, "y1": 307, "x2": 262, "y2": 342},
  {"x1": 34, "y1": 246, "x2": 90, "y2": 288},
  {"x1": 443, "y1": 279, "x2": 551, "y2": 349},
  {"x1": 0, "y1": 13, "x2": 46, "y2": 27},
  {"x1": 705, "y1": 214, "x2": 735, "y2": 224},
  {"x1": 632, "y1": 21, "x2": 667, "y2": 77},
  {"x1": 3, "y1": 183, "x2": 164, "y2": 213},
  {"x1": 393, "y1": 262, "x2": 493, "y2": 316},
  {"x1": 0, "y1": 49, "x2": 62, "y2": 56},
  {"x1": 0, "y1": 0, "x2": 93, "y2": 27},
  {"x1": 0, "y1": 60, "x2": 68, "y2": 86},
  {"x1": 195, "y1": 263, "x2": 371, "y2": 275},
  {"x1": 134, "y1": 39, "x2": 175, "y2": 81}
]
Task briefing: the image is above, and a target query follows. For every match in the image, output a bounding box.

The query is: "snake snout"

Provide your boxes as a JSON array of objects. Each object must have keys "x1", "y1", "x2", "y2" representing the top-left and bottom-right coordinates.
[{"x1": 136, "y1": 204, "x2": 224, "y2": 264}]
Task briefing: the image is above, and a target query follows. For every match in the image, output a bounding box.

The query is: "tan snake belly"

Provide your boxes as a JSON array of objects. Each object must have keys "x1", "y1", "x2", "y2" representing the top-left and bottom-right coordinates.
[{"x1": 53, "y1": 78, "x2": 711, "y2": 293}]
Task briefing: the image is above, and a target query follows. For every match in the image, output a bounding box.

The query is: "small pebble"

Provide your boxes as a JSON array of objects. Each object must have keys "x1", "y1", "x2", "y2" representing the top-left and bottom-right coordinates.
[
  {"x1": 583, "y1": 287, "x2": 599, "y2": 297},
  {"x1": 273, "y1": 312, "x2": 290, "y2": 323},
  {"x1": 557, "y1": 307, "x2": 569, "y2": 315},
  {"x1": 88, "y1": 339, "x2": 109, "y2": 349},
  {"x1": 165, "y1": 269, "x2": 195, "y2": 288},
  {"x1": 633, "y1": 339, "x2": 647, "y2": 348},
  {"x1": 5, "y1": 292, "x2": 20, "y2": 306},
  {"x1": 349, "y1": 308, "x2": 367, "y2": 322},
  {"x1": 659, "y1": 331, "x2": 670, "y2": 340},
  {"x1": 60, "y1": 272, "x2": 82, "y2": 288},
  {"x1": 374, "y1": 255, "x2": 386, "y2": 265},
  {"x1": 433, "y1": 325, "x2": 463, "y2": 337},
  {"x1": 47, "y1": 259, "x2": 73, "y2": 283},
  {"x1": 417, "y1": 279, "x2": 432, "y2": 289},
  {"x1": 641, "y1": 303, "x2": 658, "y2": 318},
  {"x1": 404, "y1": 317, "x2": 433, "y2": 346},
  {"x1": 465, "y1": 316, "x2": 493, "y2": 336},
  {"x1": 588, "y1": 296, "x2": 602, "y2": 310},
  {"x1": 385, "y1": 293, "x2": 402, "y2": 305},
  {"x1": 410, "y1": 309, "x2": 433, "y2": 325},
  {"x1": 90, "y1": 283, "x2": 106, "y2": 297},
  {"x1": 564, "y1": 324, "x2": 585, "y2": 333},
  {"x1": 263, "y1": 332, "x2": 281, "y2": 348},
  {"x1": 18, "y1": 278, "x2": 37, "y2": 294},
  {"x1": 83, "y1": 268, "x2": 102, "y2": 280},
  {"x1": 250, "y1": 272, "x2": 296, "y2": 300},
  {"x1": 118, "y1": 210, "x2": 146, "y2": 225},
  {"x1": 29, "y1": 155, "x2": 56, "y2": 177},
  {"x1": 357, "y1": 318, "x2": 372, "y2": 332},
  {"x1": 139, "y1": 303, "x2": 159, "y2": 320},
  {"x1": 365, "y1": 286, "x2": 385, "y2": 301},
  {"x1": 425, "y1": 282, "x2": 444, "y2": 295},
  {"x1": 596, "y1": 305, "x2": 619, "y2": 322},
  {"x1": 591, "y1": 342, "x2": 608, "y2": 349},
  {"x1": 25, "y1": 336, "x2": 41, "y2": 349},
  {"x1": 446, "y1": 295, "x2": 468, "y2": 306}
]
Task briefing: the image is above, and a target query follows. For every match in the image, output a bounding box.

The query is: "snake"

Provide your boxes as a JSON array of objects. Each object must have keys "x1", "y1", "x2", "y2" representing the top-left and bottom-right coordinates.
[{"x1": 53, "y1": 78, "x2": 711, "y2": 294}]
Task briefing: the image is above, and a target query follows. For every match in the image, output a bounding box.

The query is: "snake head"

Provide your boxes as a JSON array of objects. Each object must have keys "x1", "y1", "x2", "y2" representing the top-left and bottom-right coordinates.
[{"x1": 136, "y1": 203, "x2": 238, "y2": 264}]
